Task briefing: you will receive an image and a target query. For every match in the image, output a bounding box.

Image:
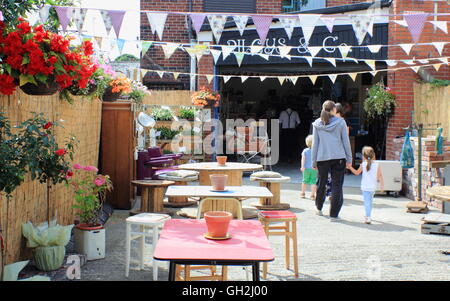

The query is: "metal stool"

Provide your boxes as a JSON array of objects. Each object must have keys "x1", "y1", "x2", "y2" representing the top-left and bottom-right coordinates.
[{"x1": 258, "y1": 210, "x2": 298, "y2": 279}]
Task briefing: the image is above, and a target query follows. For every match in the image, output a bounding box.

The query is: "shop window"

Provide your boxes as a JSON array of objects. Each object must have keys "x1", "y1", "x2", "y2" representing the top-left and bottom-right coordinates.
[
  {"x1": 204, "y1": 0, "x2": 256, "y2": 13},
  {"x1": 282, "y1": 0, "x2": 326, "y2": 13}
]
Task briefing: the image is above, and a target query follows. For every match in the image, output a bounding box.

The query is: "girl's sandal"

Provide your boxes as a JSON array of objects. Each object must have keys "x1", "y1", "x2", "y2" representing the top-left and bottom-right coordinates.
[{"x1": 300, "y1": 192, "x2": 305, "y2": 198}]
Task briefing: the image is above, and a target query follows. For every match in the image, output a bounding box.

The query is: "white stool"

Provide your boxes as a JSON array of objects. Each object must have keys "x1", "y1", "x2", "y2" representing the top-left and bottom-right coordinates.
[{"x1": 125, "y1": 213, "x2": 171, "y2": 280}]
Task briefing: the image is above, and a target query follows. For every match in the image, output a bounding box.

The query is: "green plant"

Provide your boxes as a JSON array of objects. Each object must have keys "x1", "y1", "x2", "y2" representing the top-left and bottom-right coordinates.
[
  {"x1": 68, "y1": 165, "x2": 112, "y2": 225},
  {"x1": 151, "y1": 107, "x2": 173, "y2": 121},
  {"x1": 178, "y1": 106, "x2": 196, "y2": 120},
  {"x1": 114, "y1": 54, "x2": 139, "y2": 62},
  {"x1": 429, "y1": 78, "x2": 450, "y2": 88},
  {"x1": 128, "y1": 81, "x2": 150, "y2": 105},
  {"x1": 363, "y1": 82, "x2": 396, "y2": 120},
  {"x1": 155, "y1": 126, "x2": 180, "y2": 140}
]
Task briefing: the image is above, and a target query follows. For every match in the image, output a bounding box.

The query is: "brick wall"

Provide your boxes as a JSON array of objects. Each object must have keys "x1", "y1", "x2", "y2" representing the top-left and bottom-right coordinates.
[
  {"x1": 256, "y1": 0, "x2": 280, "y2": 14},
  {"x1": 326, "y1": 0, "x2": 364, "y2": 7},
  {"x1": 386, "y1": 0, "x2": 450, "y2": 160}
]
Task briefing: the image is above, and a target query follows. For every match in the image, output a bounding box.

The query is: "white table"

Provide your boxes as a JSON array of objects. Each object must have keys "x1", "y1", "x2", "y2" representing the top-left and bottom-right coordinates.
[{"x1": 165, "y1": 185, "x2": 273, "y2": 199}]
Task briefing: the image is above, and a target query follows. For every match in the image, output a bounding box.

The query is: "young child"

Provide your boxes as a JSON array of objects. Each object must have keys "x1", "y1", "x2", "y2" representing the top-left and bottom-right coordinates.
[
  {"x1": 300, "y1": 135, "x2": 317, "y2": 200},
  {"x1": 347, "y1": 146, "x2": 384, "y2": 224}
]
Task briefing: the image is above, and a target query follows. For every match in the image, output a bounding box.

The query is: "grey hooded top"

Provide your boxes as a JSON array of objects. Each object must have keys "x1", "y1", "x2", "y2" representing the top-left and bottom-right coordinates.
[{"x1": 311, "y1": 116, "x2": 352, "y2": 167}]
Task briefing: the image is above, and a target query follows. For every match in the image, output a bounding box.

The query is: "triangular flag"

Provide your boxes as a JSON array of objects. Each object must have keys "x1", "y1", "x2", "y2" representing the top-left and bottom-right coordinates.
[
  {"x1": 233, "y1": 15, "x2": 249, "y2": 36},
  {"x1": 417, "y1": 59, "x2": 429, "y2": 64},
  {"x1": 222, "y1": 45, "x2": 236, "y2": 60},
  {"x1": 260, "y1": 76, "x2": 267, "y2": 82},
  {"x1": 251, "y1": 15, "x2": 273, "y2": 45},
  {"x1": 54, "y1": 6, "x2": 73, "y2": 32},
  {"x1": 206, "y1": 74, "x2": 214, "y2": 84},
  {"x1": 309, "y1": 75, "x2": 318, "y2": 85},
  {"x1": 350, "y1": 14, "x2": 373, "y2": 44},
  {"x1": 278, "y1": 46, "x2": 292, "y2": 58},
  {"x1": 410, "y1": 66, "x2": 420, "y2": 73},
  {"x1": 156, "y1": 70, "x2": 164, "y2": 78},
  {"x1": 39, "y1": 5, "x2": 51, "y2": 23},
  {"x1": 141, "y1": 41, "x2": 153, "y2": 57},
  {"x1": 161, "y1": 43, "x2": 179, "y2": 59},
  {"x1": 403, "y1": 60, "x2": 415, "y2": 65},
  {"x1": 308, "y1": 46, "x2": 321, "y2": 57},
  {"x1": 116, "y1": 39, "x2": 125, "y2": 54},
  {"x1": 321, "y1": 16, "x2": 335, "y2": 33},
  {"x1": 146, "y1": 13, "x2": 168, "y2": 40},
  {"x1": 258, "y1": 53, "x2": 269, "y2": 61},
  {"x1": 365, "y1": 60, "x2": 376, "y2": 71},
  {"x1": 208, "y1": 15, "x2": 227, "y2": 43},
  {"x1": 432, "y1": 42, "x2": 446, "y2": 56},
  {"x1": 141, "y1": 69, "x2": 148, "y2": 78},
  {"x1": 210, "y1": 49, "x2": 222, "y2": 64},
  {"x1": 399, "y1": 43, "x2": 414, "y2": 55},
  {"x1": 279, "y1": 16, "x2": 297, "y2": 39},
  {"x1": 367, "y1": 45, "x2": 382, "y2": 53},
  {"x1": 404, "y1": 13, "x2": 429, "y2": 43},
  {"x1": 234, "y1": 52, "x2": 245, "y2": 67},
  {"x1": 190, "y1": 13, "x2": 206, "y2": 34},
  {"x1": 324, "y1": 57, "x2": 336, "y2": 67},
  {"x1": 95, "y1": 36, "x2": 103, "y2": 48},
  {"x1": 250, "y1": 45, "x2": 264, "y2": 55},
  {"x1": 73, "y1": 8, "x2": 88, "y2": 35},
  {"x1": 289, "y1": 76, "x2": 298, "y2": 85},
  {"x1": 278, "y1": 76, "x2": 286, "y2": 85},
  {"x1": 438, "y1": 58, "x2": 449, "y2": 65},
  {"x1": 184, "y1": 47, "x2": 197, "y2": 59},
  {"x1": 100, "y1": 10, "x2": 113, "y2": 34},
  {"x1": 304, "y1": 56, "x2": 313, "y2": 67},
  {"x1": 173, "y1": 72, "x2": 180, "y2": 80},
  {"x1": 349, "y1": 73, "x2": 358, "y2": 82},
  {"x1": 385, "y1": 60, "x2": 397, "y2": 67},
  {"x1": 299, "y1": 14, "x2": 321, "y2": 44},
  {"x1": 429, "y1": 21, "x2": 448, "y2": 34},
  {"x1": 370, "y1": 70, "x2": 378, "y2": 77},
  {"x1": 433, "y1": 64, "x2": 442, "y2": 71},
  {"x1": 241, "y1": 76, "x2": 249, "y2": 83},
  {"x1": 108, "y1": 10, "x2": 126, "y2": 38},
  {"x1": 339, "y1": 45, "x2": 352, "y2": 58},
  {"x1": 328, "y1": 74, "x2": 337, "y2": 83},
  {"x1": 394, "y1": 19, "x2": 408, "y2": 27},
  {"x1": 223, "y1": 76, "x2": 232, "y2": 84}
]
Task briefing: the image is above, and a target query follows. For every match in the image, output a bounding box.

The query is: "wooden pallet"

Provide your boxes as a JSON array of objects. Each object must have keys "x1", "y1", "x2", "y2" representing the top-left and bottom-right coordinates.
[{"x1": 421, "y1": 213, "x2": 450, "y2": 235}]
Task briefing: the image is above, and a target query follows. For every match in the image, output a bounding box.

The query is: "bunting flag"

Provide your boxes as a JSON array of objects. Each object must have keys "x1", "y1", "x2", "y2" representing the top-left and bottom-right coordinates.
[
  {"x1": 289, "y1": 76, "x2": 298, "y2": 85},
  {"x1": 393, "y1": 19, "x2": 408, "y2": 27},
  {"x1": 308, "y1": 46, "x2": 321, "y2": 57},
  {"x1": 241, "y1": 76, "x2": 249, "y2": 83},
  {"x1": 417, "y1": 59, "x2": 429, "y2": 64},
  {"x1": 95, "y1": 36, "x2": 103, "y2": 48},
  {"x1": 429, "y1": 20, "x2": 448, "y2": 34},
  {"x1": 116, "y1": 38, "x2": 125, "y2": 54},
  {"x1": 233, "y1": 15, "x2": 249, "y2": 36},
  {"x1": 365, "y1": 60, "x2": 376, "y2": 70},
  {"x1": 223, "y1": 76, "x2": 232, "y2": 84},
  {"x1": 304, "y1": 56, "x2": 313, "y2": 67},
  {"x1": 221, "y1": 45, "x2": 235, "y2": 60},
  {"x1": 309, "y1": 75, "x2": 318, "y2": 85},
  {"x1": 156, "y1": 70, "x2": 164, "y2": 78},
  {"x1": 370, "y1": 70, "x2": 378, "y2": 77},
  {"x1": 320, "y1": 16, "x2": 335, "y2": 33},
  {"x1": 251, "y1": 15, "x2": 273, "y2": 45},
  {"x1": 278, "y1": 46, "x2": 292, "y2": 58},
  {"x1": 190, "y1": 13, "x2": 206, "y2": 35},
  {"x1": 208, "y1": 15, "x2": 227, "y2": 43},
  {"x1": 403, "y1": 60, "x2": 415, "y2": 65},
  {"x1": 367, "y1": 45, "x2": 382, "y2": 53},
  {"x1": 338, "y1": 45, "x2": 351, "y2": 58},
  {"x1": 161, "y1": 43, "x2": 179, "y2": 59},
  {"x1": 173, "y1": 72, "x2": 180, "y2": 80},
  {"x1": 278, "y1": 76, "x2": 286, "y2": 85},
  {"x1": 260, "y1": 76, "x2": 267, "y2": 82},
  {"x1": 350, "y1": 14, "x2": 373, "y2": 44},
  {"x1": 299, "y1": 14, "x2": 320, "y2": 44},
  {"x1": 210, "y1": 49, "x2": 222, "y2": 64},
  {"x1": 39, "y1": 4, "x2": 51, "y2": 24},
  {"x1": 100, "y1": 10, "x2": 113, "y2": 34},
  {"x1": 410, "y1": 66, "x2": 420, "y2": 73},
  {"x1": 141, "y1": 41, "x2": 153, "y2": 57},
  {"x1": 55, "y1": 6, "x2": 73, "y2": 32},
  {"x1": 141, "y1": 69, "x2": 148, "y2": 78},
  {"x1": 399, "y1": 43, "x2": 414, "y2": 55},
  {"x1": 234, "y1": 52, "x2": 245, "y2": 67},
  {"x1": 438, "y1": 57, "x2": 449, "y2": 65},
  {"x1": 324, "y1": 57, "x2": 336, "y2": 67},
  {"x1": 108, "y1": 10, "x2": 127, "y2": 38},
  {"x1": 279, "y1": 16, "x2": 297, "y2": 40},
  {"x1": 432, "y1": 42, "x2": 446, "y2": 56},
  {"x1": 146, "y1": 13, "x2": 168, "y2": 40},
  {"x1": 349, "y1": 73, "x2": 358, "y2": 82},
  {"x1": 385, "y1": 60, "x2": 397, "y2": 67},
  {"x1": 73, "y1": 8, "x2": 88, "y2": 35},
  {"x1": 258, "y1": 53, "x2": 269, "y2": 61},
  {"x1": 328, "y1": 74, "x2": 338, "y2": 83},
  {"x1": 205, "y1": 74, "x2": 214, "y2": 84},
  {"x1": 404, "y1": 13, "x2": 429, "y2": 43},
  {"x1": 433, "y1": 64, "x2": 441, "y2": 71},
  {"x1": 250, "y1": 45, "x2": 264, "y2": 55}
]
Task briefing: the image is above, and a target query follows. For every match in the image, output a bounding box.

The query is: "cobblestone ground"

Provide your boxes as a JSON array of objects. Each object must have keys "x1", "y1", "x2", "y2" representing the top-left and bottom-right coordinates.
[{"x1": 81, "y1": 183, "x2": 450, "y2": 281}]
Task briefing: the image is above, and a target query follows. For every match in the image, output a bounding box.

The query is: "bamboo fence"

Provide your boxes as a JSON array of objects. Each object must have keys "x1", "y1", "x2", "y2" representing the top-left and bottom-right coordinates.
[
  {"x1": 0, "y1": 91, "x2": 102, "y2": 264},
  {"x1": 413, "y1": 83, "x2": 450, "y2": 138},
  {"x1": 142, "y1": 90, "x2": 192, "y2": 107}
]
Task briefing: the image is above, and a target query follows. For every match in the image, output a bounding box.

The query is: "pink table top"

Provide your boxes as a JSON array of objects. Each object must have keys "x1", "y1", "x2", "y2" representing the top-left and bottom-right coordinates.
[{"x1": 153, "y1": 219, "x2": 274, "y2": 262}]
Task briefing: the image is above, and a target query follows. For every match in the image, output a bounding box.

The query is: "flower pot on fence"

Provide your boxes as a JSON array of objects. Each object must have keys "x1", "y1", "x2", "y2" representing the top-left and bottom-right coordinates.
[
  {"x1": 20, "y1": 81, "x2": 59, "y2": 96},
  {"x1": 74, "y1": 224, "x2": 105, "y2": 261},
  {"x1": 68, "y1": 84, "x2": 97, "y2": 96},
  {"x1": 102, "y1": 87, "x2": 121, "y2": 102},
  {"x1": 210, "y1": 174, "x2": 228, "y2": 191},
  {"x1": 216, "y1": 156, "x2": 227, "y2": 166},
  {"x1": 204, "y1": 211, "x2": 232, "y2": 238},
  {"x1": 32, "y1": 245, "x2": 65, "y2": 271}
]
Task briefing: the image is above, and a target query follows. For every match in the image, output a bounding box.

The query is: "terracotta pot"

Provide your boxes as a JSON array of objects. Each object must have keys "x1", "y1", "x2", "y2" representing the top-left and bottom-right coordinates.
[
  {"x1": 75, "y1": 223, "x2": 103, "y2": 231},
  {"x1": 20, "y1": 81, "x2": 59, "y2": 96},
  {"x1": 210, "y1": 174, "x2": 228, "y2": 191},
  {"x1": 204, "y1": 211, "x2": 232, "y2": 237},
  {"x1": 216, "y1": 156, "x2": 227, "y2": 166}
]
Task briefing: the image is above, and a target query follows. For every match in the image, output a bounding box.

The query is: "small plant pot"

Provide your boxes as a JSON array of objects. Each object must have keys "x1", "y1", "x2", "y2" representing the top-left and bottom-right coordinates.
[
  {"x1": 216, "y1": 156, "x2": 227, "y2": 166},
  {"x1": 68, "y1": 84, "x2": 97, "y2": 96},
  {"x1": 210, "y1": 174, "x2": 228, "y2": 191},
  {"x1": 74, "y1": 225, "x2": 105, "y2": 261},
  {"x1": 32, "y1": 245, "x2": 65, "y2": 271},
  {"x1": 20, "y1": 81, "x2": 59, "y2": 96},
  {"x1": 204, "y1": 211, "x2": 232, "y2": 238},
  {"x1": 102, "y1": 87, "x2": 121, "y2": 102}
]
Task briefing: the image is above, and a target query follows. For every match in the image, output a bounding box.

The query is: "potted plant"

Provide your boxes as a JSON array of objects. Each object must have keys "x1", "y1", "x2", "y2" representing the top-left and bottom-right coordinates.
[
  {"x1": 68, "y1": 164, "x2": 112, "y2": 260},
  {"x1": 102, "y1": 73, "x2": 132, "y2": 102},
  {"x1": 150, "y1": 107, "x2": 173, "y2": 121},
  {"x1": 0, "y1": 19, "x2": 97, "y2": 97},
  {"x1": 191, "y1": 87, "x2": 221, "y2": 107},
  {"x1": 178, "y1": 106, "x2": 197, "y2": 121},
  {"x1": 155, "y1": 126, "x2": 181, "y2": 140},
  {"x1": 127, "y1": 80, "x2": 151, "y2": 106}
]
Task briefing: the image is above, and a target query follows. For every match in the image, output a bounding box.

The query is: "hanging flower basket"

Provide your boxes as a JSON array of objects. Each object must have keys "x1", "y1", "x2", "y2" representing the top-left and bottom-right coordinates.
[
  {"x1": 20, "y1": 81, "x2": 60, "y2": 96},
  {"x1": 191, "y1": 87, "x2": 220, "y2": 107},
  {"x1": 68, "y1": 83, "x2": 97, "y2": 96},
  {"x1": 102, "y1": 86, "x2": 122, "y2": 102}
]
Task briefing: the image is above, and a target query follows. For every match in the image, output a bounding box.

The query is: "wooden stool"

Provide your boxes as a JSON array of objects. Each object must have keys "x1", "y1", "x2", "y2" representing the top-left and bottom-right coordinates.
[
  {"x1": 258, "y1": 210, "x2": 298, "y2": 279},
  {"x1": 131, "y1": 180, "x2": 174, "y2": 214},
  {"x1": 157, "y1": 174, "x2": 198, "y2": 208},
  {"x1": 250, "y1": 176, "x2": 291, "y2": 210}
]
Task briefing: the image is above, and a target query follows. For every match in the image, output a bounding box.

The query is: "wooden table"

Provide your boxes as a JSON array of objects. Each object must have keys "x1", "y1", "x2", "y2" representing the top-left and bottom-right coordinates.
[
  {"x1": 250, "y1": 176, "x2": 291, "y2": 210},
  {"x1": 153, "y1": 219, "x2": 274, "y2": 281},
  {"x1": 165, "y1": 185, "x2": 273, "y2": 199},
  {"x1": 426, "y1": 186, "x2": 450, "y2": 213},
  {"x1": 177, "y1": 162, "x2": 263, "y2": 186},
  {"x1": 131, "y1": 180, "x2": 174, "y2": 213}
]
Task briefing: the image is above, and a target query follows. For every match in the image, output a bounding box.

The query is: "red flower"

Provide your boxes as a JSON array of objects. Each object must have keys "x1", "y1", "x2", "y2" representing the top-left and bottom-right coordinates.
[
  {"x1": 55, "y1": 149, "x2": 66, "y2": 156},
  {"x1": 44, "y1": 122, "x2": 53, "y2": 129},
  {"x1": 0, "y1": 74, "x2": 17, "y2": 95},
  {"x1": 17, "y1": 21, "x2": 31, "y2": 35},
  {"x1": 66, "y1": 171, "x2": 74, "y2": 179}
]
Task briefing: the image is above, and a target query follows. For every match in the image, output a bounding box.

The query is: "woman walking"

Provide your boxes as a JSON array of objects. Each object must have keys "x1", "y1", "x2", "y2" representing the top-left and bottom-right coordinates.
[{"x1": 312, "y1": 100, "x2": 352, "y2": 221}]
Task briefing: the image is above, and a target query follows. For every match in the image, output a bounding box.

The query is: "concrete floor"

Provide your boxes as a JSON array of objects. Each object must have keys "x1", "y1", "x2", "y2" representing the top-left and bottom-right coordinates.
[{"x1": 80, "y1": 179, "x2": 450, "y2": 281}]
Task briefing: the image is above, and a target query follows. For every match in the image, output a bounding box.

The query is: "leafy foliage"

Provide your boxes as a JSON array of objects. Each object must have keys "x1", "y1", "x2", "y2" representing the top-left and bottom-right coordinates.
[
  {"x1": 114, "y1": 54, "x2": 139, "y2": 62},
  {"x1": 150, "y1": 107, "x2": 173, "y2": 121},
  {"x1": 128, "y1": 81, "x2": 150, "y2": 105},
  {"x1": 363, "y1": 82, "x2": 396, "y2": 120},
  {"x1": 178, "y1": 106, "x2": 197, "y2": 120},
  {"x1": 155, "y1": 126, "x2": 180, "y2": 140}
]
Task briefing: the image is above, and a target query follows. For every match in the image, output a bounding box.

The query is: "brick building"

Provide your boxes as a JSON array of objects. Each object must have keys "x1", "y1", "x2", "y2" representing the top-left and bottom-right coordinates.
[{"x1": 140, "y1": 0, "x2": 450, "y2": 164}]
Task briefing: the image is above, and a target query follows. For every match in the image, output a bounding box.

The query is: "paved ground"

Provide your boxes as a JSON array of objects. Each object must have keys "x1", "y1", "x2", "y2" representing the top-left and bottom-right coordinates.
[{"x1": 81, "y1": 181, "x2": 450, "y2": 281}]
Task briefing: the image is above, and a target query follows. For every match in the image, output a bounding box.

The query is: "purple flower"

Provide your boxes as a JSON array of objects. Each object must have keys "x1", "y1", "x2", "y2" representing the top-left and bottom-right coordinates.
[
  {"x1": 83, "y1": 165, "x2": 98, "y2": 172},
  {"x1": 73, "y1": 163, "x2": 83, "y2": 170},
  {"x1": 94, "y1": 176, "x2": 106, "y2": 187}
]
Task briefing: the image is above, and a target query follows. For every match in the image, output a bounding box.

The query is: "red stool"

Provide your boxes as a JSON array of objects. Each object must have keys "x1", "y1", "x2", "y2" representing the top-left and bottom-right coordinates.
[{"x1": 258, "y1": 210, "x2": 298, "y2": 279}]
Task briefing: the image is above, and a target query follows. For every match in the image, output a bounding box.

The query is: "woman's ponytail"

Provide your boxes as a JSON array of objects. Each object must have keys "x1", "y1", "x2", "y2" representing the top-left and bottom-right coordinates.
[{"x1": 320, "y1": 100, "x2": 336, "y2": 125}]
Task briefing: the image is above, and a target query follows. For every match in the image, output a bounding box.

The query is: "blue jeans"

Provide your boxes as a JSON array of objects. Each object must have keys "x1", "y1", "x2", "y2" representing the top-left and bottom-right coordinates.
[{"x1": 362, "y1": 191, "x2": 375, "y2": 217}]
